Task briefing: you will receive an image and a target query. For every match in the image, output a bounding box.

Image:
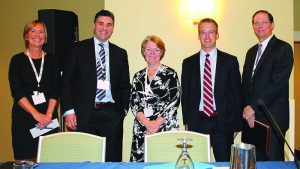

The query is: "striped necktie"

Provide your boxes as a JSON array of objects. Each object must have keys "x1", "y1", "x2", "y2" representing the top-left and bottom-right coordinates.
[
  {"x1": 203, "y1": 54, "x2": 214, "y2": 116},
  {"x1": 252, "y1": 44, "x2": 263, "y2": 76},
  {"x1": 255, "y1": 44, "x2": 263, "y2": 65},
  {"x1": 96, "y1": 43, "x2": 106, "y2": 100}
]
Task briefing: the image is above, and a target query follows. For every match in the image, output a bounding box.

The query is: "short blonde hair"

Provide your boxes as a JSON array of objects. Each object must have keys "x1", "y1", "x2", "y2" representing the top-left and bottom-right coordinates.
[
  {"x1": 23, "y1": 20, "x2": 47, "y2": 48},
  {"x1": 141, "y1": 35, "x2": 166, "y2": 60}
]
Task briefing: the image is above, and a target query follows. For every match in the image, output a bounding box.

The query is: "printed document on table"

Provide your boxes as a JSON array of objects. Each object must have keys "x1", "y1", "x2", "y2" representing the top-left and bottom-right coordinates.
[{"x1": 30, "y1": 118, "x2": 59, "y2": 138}]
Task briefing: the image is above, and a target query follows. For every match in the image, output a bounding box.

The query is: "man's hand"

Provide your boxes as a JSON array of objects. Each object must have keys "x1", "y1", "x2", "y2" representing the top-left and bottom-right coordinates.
[
  {"x1": 243, "y1": 105, "x2": 255, "y2": 119},
  {"x1": 243, "y1": 105, "x2": 255, "y2": 128},
  {"x1": 65, "y1": 114, "x2": 77, "y2": 130}
]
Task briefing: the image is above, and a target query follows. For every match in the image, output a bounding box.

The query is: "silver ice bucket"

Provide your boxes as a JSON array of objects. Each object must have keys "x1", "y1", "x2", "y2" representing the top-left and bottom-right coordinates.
[{"x1": 230, "y1": 143, "x2": 256, "y2": 169}]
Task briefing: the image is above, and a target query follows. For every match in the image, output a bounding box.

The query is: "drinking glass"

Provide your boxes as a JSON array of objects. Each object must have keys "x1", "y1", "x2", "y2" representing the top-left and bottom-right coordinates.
[
  {"x1": 175, "y1": 138, "x2": 194, "y2": 169},
  {"x1": 13, "y1": 161, "x2": 34, "y2": 169}
]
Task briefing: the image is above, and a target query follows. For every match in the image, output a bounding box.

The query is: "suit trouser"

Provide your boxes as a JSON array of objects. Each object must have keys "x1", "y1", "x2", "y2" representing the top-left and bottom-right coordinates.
[
  {"x1": 81, "y1": 103, "x2": 124, "y2": 162},
  {"x1": 195, "y1": 113, "x2": 234, "y2": 162}
]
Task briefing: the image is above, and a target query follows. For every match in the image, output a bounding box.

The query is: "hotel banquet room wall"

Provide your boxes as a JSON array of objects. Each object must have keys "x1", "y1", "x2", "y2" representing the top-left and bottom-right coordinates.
[{"x1": 0, "y1": 0, "x2": 296, "y2": 162}]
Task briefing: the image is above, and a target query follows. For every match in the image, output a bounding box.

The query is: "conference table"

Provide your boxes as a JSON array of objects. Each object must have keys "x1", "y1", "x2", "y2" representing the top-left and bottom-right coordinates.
[{"x1": 0, "y1": 161, "x2": 298, "y2": 169}]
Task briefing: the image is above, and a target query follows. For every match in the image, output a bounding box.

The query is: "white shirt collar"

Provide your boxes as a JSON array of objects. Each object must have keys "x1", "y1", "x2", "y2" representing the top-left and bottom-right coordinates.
[
  {"x1": 259, "y1": 34, "x2": 273, "y2": 49},
  {"x1": 200, "y1": 48, "x2": 217, "y2": 58},
  {"x1": 93, "y1": 37, "x2": 109, "y2": 48}
]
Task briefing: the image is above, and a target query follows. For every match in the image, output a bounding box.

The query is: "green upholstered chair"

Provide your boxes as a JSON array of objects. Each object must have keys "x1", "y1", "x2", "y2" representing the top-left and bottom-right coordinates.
[
  {"x1": 37, "y1": 132, "x2": 106, "y2": 162},
  {"x1": 144, "y1": 131, "x2": 210, "y2": 162}
]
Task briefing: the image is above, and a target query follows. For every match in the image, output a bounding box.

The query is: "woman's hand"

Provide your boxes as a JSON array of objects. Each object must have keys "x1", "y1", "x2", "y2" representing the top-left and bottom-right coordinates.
[
  {"x1": 32, "y1": 112, "x2": 52, "y2": 128},
  {"x1": 18, "y1": 97, "x2": 52, "y2": 128},
  {"x1": 136, "y1": 112, "x2": 162, "y2": 134},
  {"x1": 145, "y1": 120, "x2": 161, "y2": 134}
]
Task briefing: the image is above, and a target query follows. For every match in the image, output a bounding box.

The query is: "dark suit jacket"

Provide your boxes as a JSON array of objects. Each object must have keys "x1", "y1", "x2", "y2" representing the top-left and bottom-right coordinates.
[
  {"x1": 61, "y1": 38, "x2": 130, "y2": 130},
  {"x1": 242, "y1": 36, "x2": 294, "y2": 131},
  {"x1": 181, "y1": 49, "x2": 243, "y2": 133}
]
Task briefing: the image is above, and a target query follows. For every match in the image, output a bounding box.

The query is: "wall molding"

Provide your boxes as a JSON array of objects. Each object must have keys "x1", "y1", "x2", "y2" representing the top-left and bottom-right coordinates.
[{"x1": 295, "y1": 31, "x2": 300, "y2": 42}]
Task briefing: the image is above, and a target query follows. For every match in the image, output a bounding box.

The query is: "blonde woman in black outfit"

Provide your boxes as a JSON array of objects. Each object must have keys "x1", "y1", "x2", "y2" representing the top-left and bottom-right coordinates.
[{"x1": 8, "y1": 20, "x2": 60, "y2": 161}]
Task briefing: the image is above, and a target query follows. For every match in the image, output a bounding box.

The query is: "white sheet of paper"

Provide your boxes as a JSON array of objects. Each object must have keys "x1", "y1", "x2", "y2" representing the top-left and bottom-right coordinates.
[
  {"x1": 30, "y1": 118, "x2": 59, "y2": 138},
  {"x1": 97, "y1": 80, "x2": 110, "y2": 90}
]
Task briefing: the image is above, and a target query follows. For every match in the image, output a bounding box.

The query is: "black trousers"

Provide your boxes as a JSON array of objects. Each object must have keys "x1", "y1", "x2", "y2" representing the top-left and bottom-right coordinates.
[
  {"x1": 195, "y1": 113, "x2": 234, "y2": 162},
  {"x1": 80, "y1": 103, "x2": 124, "y2": 162},
  {"x1": 210, "y1": 131, "x2": 234, "y2": 162}
]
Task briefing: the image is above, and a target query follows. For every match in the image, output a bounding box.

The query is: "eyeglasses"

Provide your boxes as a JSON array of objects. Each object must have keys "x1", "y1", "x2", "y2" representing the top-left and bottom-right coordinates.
[
  {"x1": 253, "y1": 21, "x2": 270, "y2": 26},
  {"x1": 199, "y1": 30, "x2": 217, "y2": 36}
]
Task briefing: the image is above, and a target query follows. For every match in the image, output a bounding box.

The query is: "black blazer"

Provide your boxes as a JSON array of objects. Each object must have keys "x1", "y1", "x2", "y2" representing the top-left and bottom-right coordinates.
[
  {"x1": 61, "y1": 38, "x2": 130, "y2": 130},
  {"x1": 242, "y1": 36, "x2": 294, "y2": 131},
  {"x1": 181, "y1": 49, "x2": 243, "y2": 133}
]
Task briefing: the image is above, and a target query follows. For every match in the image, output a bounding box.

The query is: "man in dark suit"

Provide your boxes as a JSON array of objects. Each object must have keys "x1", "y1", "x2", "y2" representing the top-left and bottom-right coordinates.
[
  {"x1": 61, "y1": 10, "x2": 130, "y2": 162},
  {"x1": 181, "y1": 18, "x2": 243, "y2": 162},
  {"x1": 242, "y1": 10, "x2": 294, "y2": 161}
]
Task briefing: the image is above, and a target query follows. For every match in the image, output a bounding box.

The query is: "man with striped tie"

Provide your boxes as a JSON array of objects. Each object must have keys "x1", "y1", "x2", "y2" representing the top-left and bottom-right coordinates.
[
  {"x1": 181, "y1": 18, "x2": 243, "y2": 161},
  {"x1": 61, "y1": 10, "x2": 130, "y2": 162}
]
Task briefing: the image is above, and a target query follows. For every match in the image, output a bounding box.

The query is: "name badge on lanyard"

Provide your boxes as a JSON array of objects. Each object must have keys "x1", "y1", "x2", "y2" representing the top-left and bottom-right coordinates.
[
  {"x1": 144, "y1": 106, "x2": 154, "y2": 118},
  {"x1": 32, "y1": 91, "x2": 46, "y2": 105},
  {"x1": 27, "y1": 50, "x2": 46, "y2": 105},
  {"x1": 97, "y1": 80, "x2": 110, "y2": 90}
]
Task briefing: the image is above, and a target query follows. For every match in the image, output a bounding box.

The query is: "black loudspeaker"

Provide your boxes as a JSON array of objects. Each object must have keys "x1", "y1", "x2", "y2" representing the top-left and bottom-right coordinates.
[{"x1": 38, "y1": 9, "x2": 79, "y2": 71}]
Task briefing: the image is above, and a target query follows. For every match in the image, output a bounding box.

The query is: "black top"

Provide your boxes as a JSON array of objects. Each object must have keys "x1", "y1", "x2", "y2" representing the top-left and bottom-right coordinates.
[{"x1": 9, "y1": 52, "x2": 61, "y2": 118}]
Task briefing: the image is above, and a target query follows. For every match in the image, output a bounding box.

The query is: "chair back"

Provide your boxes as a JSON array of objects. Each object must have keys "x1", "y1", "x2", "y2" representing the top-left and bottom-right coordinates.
[
  {"x1": 144, "y1": 131, "x2": 210, "y2": 162},
  {"x1": 37, "y1": 132, "x2": 106, "y2": 162}
]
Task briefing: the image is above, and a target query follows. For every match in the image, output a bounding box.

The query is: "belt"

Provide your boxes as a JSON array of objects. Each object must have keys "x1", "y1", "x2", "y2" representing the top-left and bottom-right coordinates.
[
  {"x1": 199, "y1": 111, "x2": 218, "y2": 118},
  {"x1": 94, "y1": 102, "x2": 108, "y2": 108}
]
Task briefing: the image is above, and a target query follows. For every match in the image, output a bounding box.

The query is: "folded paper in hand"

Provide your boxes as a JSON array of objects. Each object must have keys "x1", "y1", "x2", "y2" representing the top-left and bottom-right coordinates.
[{"x1": 30, "y1": 118, "x2": 59, "y2": 138}]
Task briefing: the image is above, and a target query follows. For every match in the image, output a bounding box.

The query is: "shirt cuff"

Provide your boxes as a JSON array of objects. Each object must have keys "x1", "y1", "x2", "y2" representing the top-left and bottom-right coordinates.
[{"x1": 63, "y1": 109, "x2": 75, "y2": 117}]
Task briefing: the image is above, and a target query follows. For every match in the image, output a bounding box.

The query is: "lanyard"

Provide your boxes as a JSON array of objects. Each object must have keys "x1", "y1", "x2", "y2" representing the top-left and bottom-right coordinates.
[
  {"x1": 27, "y1": 50, "x2": 45, "y2": 88},
  {"x1": 144, "y1": 67, "x2": 152, "y2": 95},
  {"x1": 144, "y1": 66, "x2": 161, "y2": 95}
]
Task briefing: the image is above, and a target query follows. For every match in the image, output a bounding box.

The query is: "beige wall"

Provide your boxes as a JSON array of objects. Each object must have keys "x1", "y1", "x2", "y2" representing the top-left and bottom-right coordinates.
[
  {"x1": 295, "y1": 43, "x2": 300, "y2": 151},
  {"x1": 295, "y1": 0, "x2": 300, "y2": 31},
  {"x1": 0, "y1": 0, "x2": 295, "y2": 162}
]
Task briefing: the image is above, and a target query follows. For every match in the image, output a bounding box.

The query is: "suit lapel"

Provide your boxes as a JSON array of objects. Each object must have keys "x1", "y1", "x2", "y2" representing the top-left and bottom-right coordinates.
[
  {"x1": 195, "y1": 53, "x2": 201, "y2": 91},
  {"x1": 214, "y1": 50, "x2": 223, "y2": 97},
  {"x1": 249, "y1": 46, "x2": 258, "y2": 73},
  {"x1": 190, "y1": 52, "x2": 201, "y2": 97},
  {"x1": 108, "y1": 42, "x2": 115, "y2": 86},
  {"x1": 88, "y1": 38, "x2": 97, "y2": 81}
]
